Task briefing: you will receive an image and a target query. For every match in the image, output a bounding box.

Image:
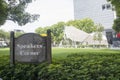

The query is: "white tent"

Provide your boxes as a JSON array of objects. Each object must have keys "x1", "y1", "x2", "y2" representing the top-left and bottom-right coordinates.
[
  {"x1": 62, "y1": 26, "x2": 108, "y2": 47},
  {"x1": 64, "y1": 26, "x2": 89, "y2": 42},
  {"x1": 83, "y1": 33, "x2": 108, "y2": 45}
]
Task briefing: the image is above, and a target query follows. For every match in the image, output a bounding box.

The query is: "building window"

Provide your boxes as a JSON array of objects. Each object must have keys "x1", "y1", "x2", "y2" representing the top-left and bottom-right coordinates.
[
  {"x1": 102, "y1": 5, "x2": 105, "y2": 10},
  {"x1": 106, "y1": 4, "x2": 111, "y2": 9},
  {"x1": 102, "y1": 4, "x2": 112, "y2": 10}
]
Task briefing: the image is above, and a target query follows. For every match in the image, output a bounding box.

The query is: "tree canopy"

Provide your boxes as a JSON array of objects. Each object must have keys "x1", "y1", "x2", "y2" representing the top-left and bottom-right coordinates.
[
  {"x1": 112, "y1": 18, "x2": 120, "y2": 32},
  {"x1": 0, "y1": 0, "x2": 8, "y2": 25},
  {"x1": 93, "y1": 24, "x2": 104, "y2": 43},
  {"x1": 66, "y1": 18, "x2": 96, "y2": 33},
  {"x1": 36, "y1": 22, "x2": 65, "y2": 45},
  {"x1": 35, "y1": 18, "x2": 100, "y2": 46},
  {"x1": 0, "y1": 29, "x2": 9, "y2": 41},
  {"x1": 0, "y1": 0, "x2": 39, "y2": 26}
]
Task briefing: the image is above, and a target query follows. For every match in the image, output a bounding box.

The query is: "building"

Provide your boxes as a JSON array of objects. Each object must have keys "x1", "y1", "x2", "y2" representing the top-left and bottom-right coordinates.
[
  {"x1": 73, "y1": 0, "x2": 115, "y2": 30},
  {"x1": 73, "y1": 0, "x2": 120, "y2": 47},
  {"x1": 59, "y1": 26, "x2": 108, "y2": 48}
]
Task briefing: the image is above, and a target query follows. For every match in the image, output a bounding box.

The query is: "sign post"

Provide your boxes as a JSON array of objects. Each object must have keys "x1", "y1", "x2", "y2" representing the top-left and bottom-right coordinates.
[
  {"x1": 47, "y1": 29, "x2": 52, "y2": 63},
  {"x1": 10, "y1": 30, "x2": 52, "y2": 64},
  {"x1": 10, "y1": 31, "x2": 15, "y2": 66}
]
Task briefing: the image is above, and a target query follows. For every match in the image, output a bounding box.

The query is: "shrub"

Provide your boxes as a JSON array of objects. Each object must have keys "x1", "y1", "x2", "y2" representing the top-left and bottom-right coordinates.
[{"x1": 0, "y1": 53, "x2": 120, "y2": 80}]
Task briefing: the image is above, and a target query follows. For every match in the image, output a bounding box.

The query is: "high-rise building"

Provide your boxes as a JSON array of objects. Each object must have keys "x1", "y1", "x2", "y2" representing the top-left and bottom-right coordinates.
[
  {"x1": 73, "y1": 0, "x2": 115, "y2": 30},
  {"x1": 73, "y1": 0, "x2": 120, "y2": 47}
]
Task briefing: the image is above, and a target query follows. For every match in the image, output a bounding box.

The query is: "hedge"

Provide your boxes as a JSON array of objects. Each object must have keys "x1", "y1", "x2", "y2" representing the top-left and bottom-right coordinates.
[{"x1": 0, "y1": 53, "x2": 120, "y2": 80}]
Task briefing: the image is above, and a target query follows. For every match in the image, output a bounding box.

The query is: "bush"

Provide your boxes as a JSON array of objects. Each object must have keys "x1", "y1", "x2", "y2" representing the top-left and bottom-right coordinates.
[{"x1": 0, "y1": 53, "x2": 120, "y2": 80}]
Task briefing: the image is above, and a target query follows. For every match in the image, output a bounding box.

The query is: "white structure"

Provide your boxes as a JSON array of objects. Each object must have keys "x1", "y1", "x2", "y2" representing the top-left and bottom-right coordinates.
[
  {"x1": 64, "y1": 26, "x2": 89, "y2": 42},
  {"x1": 83, "y1": 33, "x2": 108, "y2": 46},
  {"x1": 62, "y1": 26, "x2": 108, "y2": 48},
  {"x1": 0, "y1": 41, "x2": 7, "y2": 47},
  {"x1": 73, "y1": 0, "x2": 115, "y2": 30}
]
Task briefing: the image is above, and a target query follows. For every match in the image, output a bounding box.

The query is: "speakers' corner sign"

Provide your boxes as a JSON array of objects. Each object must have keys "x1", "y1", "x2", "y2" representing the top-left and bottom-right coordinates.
[{"x1": 10, "y1": 30, "x2": 52, "y2": 65}]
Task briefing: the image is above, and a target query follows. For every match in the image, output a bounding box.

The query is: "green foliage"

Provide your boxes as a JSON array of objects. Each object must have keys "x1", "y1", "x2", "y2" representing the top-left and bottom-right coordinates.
[
  {"x1": 0, "y1": 29, "x2": 5, "y2": 39},
  {"x1": 0, "y1": 0, "x2": 39, "y2": 26},
  {"x1": 36, "y1": 22, "x2": 65, "y2": 45},
  {"x1": 113, "y1": 18, "x2": 120, "y2": 32},
  {"x1": 0, "y1": 0, "x2": 8, "y2": 25},
  {"x1": 15, "y1": 31, "x2": 25, "y2": 38},
  {"x1": 0, "y1": 29, "x2": 10, "y2": 40},
  {"x1": 36, "y1": 19, "x2": 97, "y2": 46},
  {"x1": 35, "y1": 27, "x2": 49, "y2": 34},
  {"x1": 50, "y1": 22, "x2": 65, "y2": 45},
  {"x1": 0, "y1": 48, "x2": 120, "y2": 79},
  {"x1": 93, "y1": 24, "x2": 104, "y2": 45},
  {"x1": 66, "y1": 18, "x2": 96, "y2": 33},
  {"x1": 0, "y1": 53, "x2": 120, "y2": 79},
  {"x1": 95, "y1": 24, "x2": 104, "y2": 32}
]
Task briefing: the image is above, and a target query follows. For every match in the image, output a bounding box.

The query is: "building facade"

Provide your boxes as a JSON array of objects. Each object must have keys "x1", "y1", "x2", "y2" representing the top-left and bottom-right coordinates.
[
  {"x1": 73, "y1": 0, "x2": 120, "y2": 47},
  {"x1": 73, "y1": 0, "x2": 115, "y2": 30}
]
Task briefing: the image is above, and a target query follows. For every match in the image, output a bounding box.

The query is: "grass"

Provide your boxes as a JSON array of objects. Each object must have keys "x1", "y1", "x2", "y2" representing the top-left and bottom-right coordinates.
[
  {"x1": 0, "y1": 47, "x2": 120, "y2": 59},
  {"x1": 52, "y1": 48, "x2": 120, "y2": 59},
  {"x1": 0, "y1": 48, "x2": 9, "y2": 55}
]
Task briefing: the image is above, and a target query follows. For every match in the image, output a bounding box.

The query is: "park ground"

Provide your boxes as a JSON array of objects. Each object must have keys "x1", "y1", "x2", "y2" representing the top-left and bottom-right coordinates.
[
  {"x1": 0, "y1": 48, "x2": 120, "y2": 79},
  {"x1": 0, "y1": 47, "x2": 120, "y2": 59}
]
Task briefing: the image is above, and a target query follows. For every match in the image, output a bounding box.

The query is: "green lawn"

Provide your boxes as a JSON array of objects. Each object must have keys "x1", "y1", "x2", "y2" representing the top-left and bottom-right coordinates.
[
  {"x1": 0, "y1": 48, "x2": 9, "y2": 55},
  {"x1": 52, "y1": 48, "x2": 120, "y2": 59},
  {"x1": 0, "y1": 47, "x2": 120, "y2": 59}
]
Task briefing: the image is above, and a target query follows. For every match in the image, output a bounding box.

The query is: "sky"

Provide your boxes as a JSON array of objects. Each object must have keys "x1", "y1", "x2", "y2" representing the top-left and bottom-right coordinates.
[{"x1": 0, "y1": 0, "x2": 74, "y2": 32}]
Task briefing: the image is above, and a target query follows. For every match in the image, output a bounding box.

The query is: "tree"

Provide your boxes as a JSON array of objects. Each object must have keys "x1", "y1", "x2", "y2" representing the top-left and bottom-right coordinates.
[
  {"x1": 113, "y1": 17, "x2": 120, "y2": 32},
  {"x1": 0, "y1": 0, "x2": 39, "y2": 26},
  {"x1": 15, "y1": 31, "x2": 24, "y2": 37},
  {"x1": 66, "y1": 18, "x2": 96, "y2": 33},
  {"x1": 35, "y1": 27, "x2": 50, "y2": 34},
  {"x1": 93, "y1": 24, "x2": 104, "y2": 47},
  {"x1": 0, "y1": 29, "x2": 9, "y2": 41},
  {"x1": 80, "y1": 18, "x2": 96, "y2": 33},
  {"x1": 0, "y1": 0, "x2": 8, "y2": 25},
  {"x1": 0, "y1": 29, "x2": 6, "y2": 40},
  {"x1": 36, "y1": 19, "x2": 97, "y2": 47},
  {"x1": 35, "y1": 22, "x2": 65, "y2": 46},
  {"x1": 50, "y1": 22, "x2": 65, "y2": 46}
]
